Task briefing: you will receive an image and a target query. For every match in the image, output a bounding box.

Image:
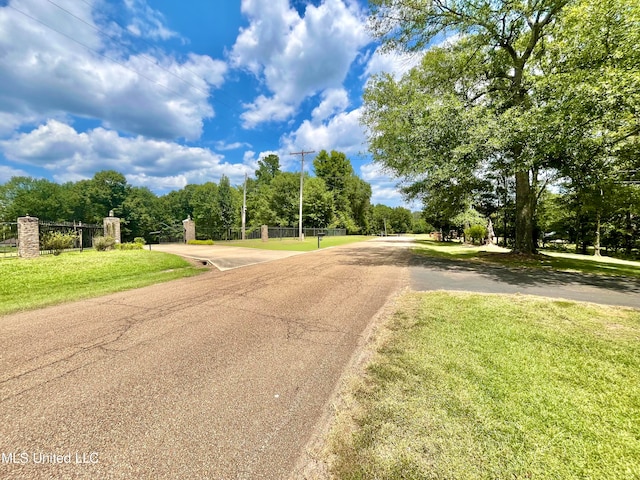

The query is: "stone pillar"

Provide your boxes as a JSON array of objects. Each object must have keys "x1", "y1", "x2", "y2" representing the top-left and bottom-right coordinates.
[
  {"x1": 103, "y1": 210, "x2": 121, "y2": 244},
  {"x1": 261, "y1": 225, "x2": 268, "y2": 242},
  {"x1": 183, "y1": 215, "x2": 195, "y2": 243},
  {"x1": 18, "y1": 216, "x2": 40, "y2": 259}
]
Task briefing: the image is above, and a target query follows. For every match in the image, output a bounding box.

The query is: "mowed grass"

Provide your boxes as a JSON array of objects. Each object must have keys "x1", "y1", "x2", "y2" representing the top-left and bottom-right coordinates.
[
  {"x1": 0, "y1": 249, "x2": 204, "y2": 316},
  {"x1": 414, "y1": 239, "x2": 640, "y2": 278},
  {"x1": 218, "y1": 235, "x2": 373, "y2": 251},
  {"x1": 331, "y1": 292, "x2": 640, "y2": 479}
]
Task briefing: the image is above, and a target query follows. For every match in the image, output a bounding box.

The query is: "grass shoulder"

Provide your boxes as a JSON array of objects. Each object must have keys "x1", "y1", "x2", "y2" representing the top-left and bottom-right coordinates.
[
  {"x1": 0, "y1": 249, "x2": 205, "y2": 316},
  {"x1": 329, "y1": 291, "x2": 640, "y2": 479},
  {"x1": 413, "y1": 239, "x2": 640, "y2": 278},
  {"x1": 216, "y1": 235, "x2": 373, "y2": 251}
]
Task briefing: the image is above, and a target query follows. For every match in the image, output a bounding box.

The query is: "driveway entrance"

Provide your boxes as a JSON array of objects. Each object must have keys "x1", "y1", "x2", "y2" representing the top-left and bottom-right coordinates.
[{"x1": 150, "y1": 243, "x2": 305, "y2": 271}]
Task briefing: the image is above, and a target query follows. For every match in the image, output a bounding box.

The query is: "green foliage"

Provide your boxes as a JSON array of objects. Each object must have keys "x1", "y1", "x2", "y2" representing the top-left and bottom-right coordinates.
[
  {"x1": 41, "y1": 231, "x2": 76, "y2": 255},
  {"x1": 217, "y1": 175, "x2": 238, "y2": 239},
  {"x1": 464, "y1": 224, "x2": 488, "y2": 245},
  {"x1": 115, "y1": 242, "x2": 144, "y2": 250},
  {"x1": 255, "y1": 154, "x2": 281, "y2": 184},
  {"x1": 187, "y1": 239, "x2": 214, "y2": 245},
  {"x1": 313, "y1": 150, "x2": 371, "y2": 232},
  {"x1": 303, "y1": 177, "x2": 334, "y2": 228},
  {"x1": 93, "y1": 236, "x2": 116, "y2": 251},
  {"x1": 133, "y1": 237, "x2": 146, "y2": 245},
  {"x1": 370, "y1": 204, "x2": 419, "y2": 235},
  {"x1": 364, "y1": 0, "x2": 640, "y2": 254},
  {"x1": 0, "y1": 151, "x2": 373, "y2": 242},
  {"x1": 269, "y1": 173, "x2": 301, "y2": 227},
  {"x1": 411, "y1": 212, "x2": 432, "y2": 234}
]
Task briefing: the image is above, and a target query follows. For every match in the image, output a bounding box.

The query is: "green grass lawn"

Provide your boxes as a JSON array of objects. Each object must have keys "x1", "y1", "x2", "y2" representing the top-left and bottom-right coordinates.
[
  {"x1": 330, "y1": 292, "x2": 640, "y2": 479},
  {"x1": 0, "y1": 249, "x2": 204, "y2": 316},
  {"x1": 414, "y1": 239, "x2": 640, "y2": 278},
  {"x1": 217, "y1": 235, "x2": 373, "y2": 251}
]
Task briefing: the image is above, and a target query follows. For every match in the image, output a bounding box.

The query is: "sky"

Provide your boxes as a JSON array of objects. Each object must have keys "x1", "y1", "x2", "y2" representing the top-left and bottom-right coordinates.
[{"x1": 0, "y1": 0, "x2": 423, "y2": 207}]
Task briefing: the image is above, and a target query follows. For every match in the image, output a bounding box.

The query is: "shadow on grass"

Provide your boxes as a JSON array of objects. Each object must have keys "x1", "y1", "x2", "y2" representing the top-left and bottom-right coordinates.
[{"x1": 336, "y1": 239, "x2": 640, "y2": 297}]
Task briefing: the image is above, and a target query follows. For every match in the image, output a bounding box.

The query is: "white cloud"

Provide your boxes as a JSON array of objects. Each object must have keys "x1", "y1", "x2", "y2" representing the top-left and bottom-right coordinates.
[
  {"x1": 311, "y1": 88, "x2": 349, "y2": 122},
  {"x1": 0, "y1": 164, "x2": 29, "y2": 182},
  {"x1": 231, "y1": 0, "x2": 369, "y2": 127},
  {"x1": 360, "y1": 162, "x2": 407, "y2": 207},
  {"x1": 123, "y1": 0, "x2": 180, "y2": 41},
  {"x1": 241, "y1": 95, "x2": 296, "y2": 127},
  {"x1": 0, "y1": 120, "x2": 252, "y2": 190},
  {"x1": 0, "y1": 0, "x2": 227, "y2": 141},
  {"x1": 215, "y1": 141, "x2": 251, "y2": 151},
  {"x1": 283, "y1": 107, "x2": 365, "y2": 154},
  {"x1": 363, "y1": 46, "x2": 423, "y2": 81}
]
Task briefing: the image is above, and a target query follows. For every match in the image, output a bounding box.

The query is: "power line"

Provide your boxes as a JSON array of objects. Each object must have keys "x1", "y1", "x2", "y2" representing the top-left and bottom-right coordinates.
[
  {"x1": 8, "y1": 2, "x2": 239, "y2": 114},
  {"x1": 71, "y1": 0, "x2": 246, "y2": 112},
  {"x1": 45, "y1": 0, "x2": 212, "y2": 98},
  {"x1": 8, "y1": 3, "x2": 189, "y2": 100}
]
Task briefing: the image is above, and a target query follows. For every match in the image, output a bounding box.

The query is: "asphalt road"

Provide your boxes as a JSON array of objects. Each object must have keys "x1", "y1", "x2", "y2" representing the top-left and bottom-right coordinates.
[
  {"x1": 409, "y1": 248, "x2": 640, "y2": 309},
  {"x1": 0, "y1": 241, "x2": 409, "y2": 479}
]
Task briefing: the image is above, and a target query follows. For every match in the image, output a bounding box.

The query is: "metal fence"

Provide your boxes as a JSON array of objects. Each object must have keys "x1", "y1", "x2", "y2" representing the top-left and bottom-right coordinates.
[
  {"x1": 220, "y1": 227, "x2": 347, "y2": 241},
  {"x1": 39, "y1": 221, "x2": 103, "y2": 254},
  {"x1": 0, "y1": 222, "x2": 18, "y2": 258},
  {"x1": 267, "y1": 227, "x2": 346, "y2": 239},
  {"x1": 156, "y1": 222, "x2": 185, "y2": 243}
]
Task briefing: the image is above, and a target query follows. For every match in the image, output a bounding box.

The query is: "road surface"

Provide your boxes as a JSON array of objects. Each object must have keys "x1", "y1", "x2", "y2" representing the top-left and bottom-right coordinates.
[{"x1": 0, "y1": 241, "x2": 410, "y2": 479}]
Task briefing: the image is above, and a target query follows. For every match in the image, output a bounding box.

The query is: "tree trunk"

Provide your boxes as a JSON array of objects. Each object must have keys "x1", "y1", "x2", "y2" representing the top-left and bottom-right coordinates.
[
  {"x1": 514, "y1": 169, "x2": 535, "y2": 254},
  {"x1": 594, "y1": 211, "x2": 601, "y2": 256},
  {"x1": 625, "y1": 209, "x2": 632, "y2": 255}
]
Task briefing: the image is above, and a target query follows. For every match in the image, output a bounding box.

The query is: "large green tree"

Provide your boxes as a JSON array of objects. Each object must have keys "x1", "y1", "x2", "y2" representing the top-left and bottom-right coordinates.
[
  {"x1": 366, "y1": 0, "x2": 572, "y2": 253},
  {"x1": 313, "y1": 150, "x2": 372, "y2": 232}
]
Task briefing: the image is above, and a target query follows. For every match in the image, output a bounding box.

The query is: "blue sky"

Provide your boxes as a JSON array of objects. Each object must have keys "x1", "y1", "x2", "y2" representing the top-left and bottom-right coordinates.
[{"x1": 0, "y1": 0, "x2": 422, "y2": 206}]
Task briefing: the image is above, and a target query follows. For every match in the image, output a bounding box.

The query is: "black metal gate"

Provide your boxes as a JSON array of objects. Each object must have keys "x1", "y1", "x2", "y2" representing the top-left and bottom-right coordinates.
[
  {"x1": 0, "y1": 222, "x2": 18, "y2": 258},
  {"x1": 39, "y1": 221, "x2": 103, "y2": 254}
]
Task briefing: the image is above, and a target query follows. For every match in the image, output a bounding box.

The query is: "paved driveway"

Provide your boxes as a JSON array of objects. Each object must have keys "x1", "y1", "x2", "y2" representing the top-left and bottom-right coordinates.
[
  {"x1": 0, "y1": 241, "x2": 408, "y2": 479},
  {"x1": 150, "y1": 243, "x2": 306, "y2": 271}
]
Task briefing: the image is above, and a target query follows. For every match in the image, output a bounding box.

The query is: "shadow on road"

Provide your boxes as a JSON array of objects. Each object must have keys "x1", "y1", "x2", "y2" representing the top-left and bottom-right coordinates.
[{"x1": 337, "y1": 244, "x2": 640, "y2": 296}]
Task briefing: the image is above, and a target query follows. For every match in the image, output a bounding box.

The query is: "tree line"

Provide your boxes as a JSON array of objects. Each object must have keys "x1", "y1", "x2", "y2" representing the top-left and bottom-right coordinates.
[
  {"x1": 0, "y1": 150, "x2": 422, "y2": 241},
  {"x1": 364, "y1": 0, "x2": 639, "y2": 254}
]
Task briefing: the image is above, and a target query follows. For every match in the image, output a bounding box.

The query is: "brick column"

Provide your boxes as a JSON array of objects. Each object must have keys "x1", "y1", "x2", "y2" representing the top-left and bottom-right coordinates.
[
  {"x1": 103, "y1": 210, "x2": 121, "y2": 244},
  {"x1": 18, "y1": 216, "x2": 40, "y2": 259},
  {"x1": 261, "y1": 225, "x2": 268, "y2": 242},
  {"x1": 183, "y1": 216, "x2": 195, "y2": 243}
]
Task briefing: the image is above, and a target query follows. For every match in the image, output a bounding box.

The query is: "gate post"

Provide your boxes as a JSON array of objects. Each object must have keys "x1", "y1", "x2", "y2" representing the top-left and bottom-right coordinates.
[
  {"x1": 17, "y1": 216, "x2": 40, "y2": 258},
  {"x1": 183, "y1": 215, "x2": 195, "y2": 243},
  {"x1": 261, "y1": 225, "x2": 268, "y2": 242},
  {"x1": 103, "y1": 210, "x2": 121, "y2": 244}
]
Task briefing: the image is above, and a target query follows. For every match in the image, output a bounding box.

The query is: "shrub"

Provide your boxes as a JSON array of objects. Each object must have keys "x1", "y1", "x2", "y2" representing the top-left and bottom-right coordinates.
[
  {"x1": 41, "y1": 231, "x2": 76, "y2": 255},
  {"x1": 93, "y1": 236, "x2": 116, "y2": 251},
  {"x1": 133, "y1": 237, "x2": 146, "y2": 245},
  {"x1": 115, "y1": 242, "x2": 144, "y2": 250},
  {"x1": 464, "y1": 224, "x2": 488, "y2": 245},
  {"x1": 187, "y1": 239, "x2": 214, "y2": 245}
]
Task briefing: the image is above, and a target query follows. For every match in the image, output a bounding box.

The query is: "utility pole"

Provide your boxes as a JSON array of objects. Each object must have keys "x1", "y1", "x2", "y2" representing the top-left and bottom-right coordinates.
[
  {"x1": 241, "y1": 172, "x2": 247, "y2": 240},
  {"x1": 290, "y1": 149, "x2": 315, "y2": 241}
]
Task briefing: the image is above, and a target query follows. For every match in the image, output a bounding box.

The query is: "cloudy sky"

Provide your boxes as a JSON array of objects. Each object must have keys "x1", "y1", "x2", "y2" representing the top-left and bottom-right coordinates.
[{"x1": 0, "y1": 0, "x2": 422, "y2": 206}]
